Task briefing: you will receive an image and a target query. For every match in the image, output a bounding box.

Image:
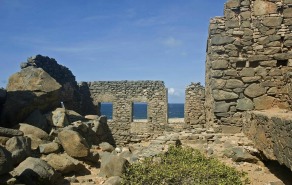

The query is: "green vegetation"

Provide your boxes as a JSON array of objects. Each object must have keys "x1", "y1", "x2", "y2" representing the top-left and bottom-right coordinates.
[{"x1": 122, "y1": 146, "x2": 248, "y2": 185}]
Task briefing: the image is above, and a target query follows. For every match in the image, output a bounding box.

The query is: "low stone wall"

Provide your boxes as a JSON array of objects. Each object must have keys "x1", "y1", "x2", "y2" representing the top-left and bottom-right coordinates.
[
  {"x1": 243, "y1": 109, "x2": 292, "y2": 170},
  {"x1": 184, "y1": 83, "x2": 206, "y2": 128},
  {"x1": 83, "y1": 81, "x2": 168, "y2": 145}
]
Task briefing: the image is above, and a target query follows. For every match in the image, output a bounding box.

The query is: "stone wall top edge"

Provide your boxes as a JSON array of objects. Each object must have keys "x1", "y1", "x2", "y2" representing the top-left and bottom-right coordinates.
[{"x1": 82, "y1": 80, "x2": 165, "y2": 85}]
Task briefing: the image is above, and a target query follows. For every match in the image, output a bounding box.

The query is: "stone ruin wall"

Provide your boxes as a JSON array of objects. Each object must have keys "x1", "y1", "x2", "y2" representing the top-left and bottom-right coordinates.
[
  {"x1": 204, "y1": 0, "x2": 292, "y2": 170},
  {"x1": 206, "y1": 0, "x2": 292, "y2": 132},
  {"x1": 81, "y1": 81, "x2": 168, "y2": 145},
  {"x1": 184, "y1": 83, "x2": 206, "y2": 128}
]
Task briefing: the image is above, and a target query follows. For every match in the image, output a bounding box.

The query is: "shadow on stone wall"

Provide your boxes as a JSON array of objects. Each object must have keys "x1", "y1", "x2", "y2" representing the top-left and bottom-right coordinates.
[{"x1": 78, "y1": 82, "x2": 100, "y2": 116}]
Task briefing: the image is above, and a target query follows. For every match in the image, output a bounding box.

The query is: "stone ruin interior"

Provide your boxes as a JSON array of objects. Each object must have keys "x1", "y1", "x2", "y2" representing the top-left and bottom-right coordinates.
[{"x1": 1, "y1": 0, "x2": 292, "y2": 184}]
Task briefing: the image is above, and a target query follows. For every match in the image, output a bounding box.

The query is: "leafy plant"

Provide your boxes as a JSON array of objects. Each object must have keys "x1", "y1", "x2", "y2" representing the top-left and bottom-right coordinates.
[{"x1": 122, "y1": 145, "x2": 248, "y2": 185}]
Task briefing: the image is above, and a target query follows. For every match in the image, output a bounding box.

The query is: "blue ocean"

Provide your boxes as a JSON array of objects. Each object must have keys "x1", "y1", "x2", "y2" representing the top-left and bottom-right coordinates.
[{"x1": 101, "y1": 103, "x2": 184, "y2": 119}]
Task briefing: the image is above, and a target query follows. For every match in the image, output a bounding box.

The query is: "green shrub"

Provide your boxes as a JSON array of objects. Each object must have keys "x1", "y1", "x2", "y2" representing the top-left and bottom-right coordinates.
[{"x1": 122, "y1": 145, "x2": 248, "y2": 185}]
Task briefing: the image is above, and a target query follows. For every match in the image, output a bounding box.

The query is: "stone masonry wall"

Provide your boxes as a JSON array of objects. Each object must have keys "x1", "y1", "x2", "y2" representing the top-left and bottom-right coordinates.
[
  {"x1": 184, "y1": 83, "x2": 206, "y2": 128},
  {"x1": 205, "y1": 0, "x2": 292, "y2": 132},
  {"x1": 243, "y1": 110, "x2": 292, "y2": 170},
  {"x1": 84, "y1": 81, "x2": 168, "y2": 145}
]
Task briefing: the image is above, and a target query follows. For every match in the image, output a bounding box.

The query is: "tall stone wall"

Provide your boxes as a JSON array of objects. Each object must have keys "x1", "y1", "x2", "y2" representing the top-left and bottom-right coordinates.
[
  {"x1": 206, "y1": 0, "x2": 292, "y2": 132},
  {"x1": 84, "y1": 81, "x2": 168, "y2": 145},
  {"x1": 184, "y1": 83, "x2": 206, "y2": 128}
]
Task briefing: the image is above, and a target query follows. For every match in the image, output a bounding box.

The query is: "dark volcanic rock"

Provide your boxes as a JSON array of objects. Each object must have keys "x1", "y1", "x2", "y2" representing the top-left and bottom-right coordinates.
[
  {"x1": 6, "y1": 136, "x2": 31, "y2": 165},
  {"x1": 0, "y1": 145, "x2": 13, "y2": 175},
  {"x1": 0, "y1": 127, "x2": 23, "y2": 137}
]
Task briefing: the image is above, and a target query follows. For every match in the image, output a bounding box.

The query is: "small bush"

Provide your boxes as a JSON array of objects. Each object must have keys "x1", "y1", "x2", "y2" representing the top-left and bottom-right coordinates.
[{"x1": 122, "y1": 146, "x2": 248, "y2": 185}]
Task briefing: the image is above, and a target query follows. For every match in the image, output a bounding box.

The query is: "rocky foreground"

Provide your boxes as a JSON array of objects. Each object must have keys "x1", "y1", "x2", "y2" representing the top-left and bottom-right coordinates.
[{"x1": 0, "y1": 108, "x2": 289, "y2": 185}]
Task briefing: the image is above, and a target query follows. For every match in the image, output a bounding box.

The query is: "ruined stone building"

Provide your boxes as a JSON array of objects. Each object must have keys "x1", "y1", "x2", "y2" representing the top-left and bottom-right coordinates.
[
  {"x1": 204, "y1": 0, "x2": 292, "y2": 170},
  {"x1": 79, "y1": 81, "x2": 168, "y2": 145}
]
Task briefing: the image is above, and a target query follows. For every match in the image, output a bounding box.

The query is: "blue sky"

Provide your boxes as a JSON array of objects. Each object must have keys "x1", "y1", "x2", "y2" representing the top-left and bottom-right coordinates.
[{"x1": 0, "y1": 0, "x2": 226, "y2": 103}]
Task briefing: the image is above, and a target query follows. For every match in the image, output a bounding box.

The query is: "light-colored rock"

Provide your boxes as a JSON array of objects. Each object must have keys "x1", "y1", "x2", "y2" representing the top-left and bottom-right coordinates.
[
  {"x1": 17, "y1": 123, "x2": 49, "y2": 140},
  {"x1": 237, "y1": 98, "x2": 254, "y2": 111},
  {"x1": 213, "y1": 90, "x2": 239, "y2": 101},
  {"x1": 58, "y1": 130, "x2": 89, "y2": 158},
  {"x1": 99, "y1": 154, "x2": 128, "y2": 178},
  {"x1": 103, "y1": 176, "x2": 122, "y2": 185},
  {"x1": 45, "y1": 153, "x2": 81, "y2": 174},
  {"x1": 50, "y1": 108, "x2": 69, "y2": 128},
  {"x1": 39, "y1": 142, "x2": 60, "y2": 154},
  {"x1": 99, "y1": 142, "x2": 115, "y2": 152},
  {"x1": 85, "y1": 115, "x2": 99, "y2": 120},
  {"x1": 254, "y1": 95, "x2": 275, "y2": 110},
  {"x1": 244, "y1": 83, "x2": 266, "y2": 98},
  {"x1": 253, "y1": 0, "x2": 278, "y2": 16}
]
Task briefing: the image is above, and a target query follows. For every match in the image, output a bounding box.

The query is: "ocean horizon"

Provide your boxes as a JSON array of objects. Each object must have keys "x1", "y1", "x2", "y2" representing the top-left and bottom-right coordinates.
[{"x1": 101, "y1": 103, "x2": 184, "y2": 119}]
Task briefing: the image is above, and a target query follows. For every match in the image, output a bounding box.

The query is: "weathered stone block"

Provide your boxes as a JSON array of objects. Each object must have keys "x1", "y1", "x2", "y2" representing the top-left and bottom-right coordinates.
[
  {"x1": 242, "y1": 76, "x2": 261, "y2": 83},
  {"x1": 225, "y1": 79, "x2": 244, "y2": 89},
  {"x1": 254, "y1": 95, "x2": 275, "y2": 110},
  {"x1": 211, "y1": 60, "x2": 229, "y2": 69},
  {"x1": 226, "y1": 0, "x2": 241, "y2": 9},
  {"x1": 213, "y1": 90, "x2": 239, "y2": 101},
  {"x1": 244, "y1": 83, "x2": 266, "y2": 98},
  {"x1": 253, "y1": 0, "x2": 278, "y2": 16},
  {"x1": 211, "y1": 79, "x2": 226, "y2": 89},
  {"x1": 226, "y1": 19, "x2": 240, "y2": 28},
  {"x1": 283, "y1": 8, "x2": 292, "y2": 18},
  {"x1": 236, "y1": 98, "x2": 254, "y2": 110},
  {"x1": 262, "y1": 17, "x2": 283, "y2": 27},
  {"x1": 214, "y1": 102, "x2": 232, "y2": 113},
  {"x1": 248, "y1": 55, "x2": 270, "y2": 62},
  {"x1": 274, "y1": 52, "x2": 292, "y2": 60},
  {"x1": 211, "y1": 35, "x2": 235, "y2": 45},
  {"x1": 240, "y1": 68, "x2": 255, "y2": 77},
  {"x1": 260, "y1": 60, "x2": 277, "y2": 67}
]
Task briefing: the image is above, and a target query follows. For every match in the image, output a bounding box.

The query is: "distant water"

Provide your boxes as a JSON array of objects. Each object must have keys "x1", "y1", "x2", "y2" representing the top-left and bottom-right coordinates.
[{"x1": 101, "y1": 103, "x2": 184, "y2": 119}]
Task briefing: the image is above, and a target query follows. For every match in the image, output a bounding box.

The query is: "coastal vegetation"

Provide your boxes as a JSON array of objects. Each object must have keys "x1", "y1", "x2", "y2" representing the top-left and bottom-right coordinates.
[{"x1": 122, "y1": 145, "x2": 248, "y2": 185}]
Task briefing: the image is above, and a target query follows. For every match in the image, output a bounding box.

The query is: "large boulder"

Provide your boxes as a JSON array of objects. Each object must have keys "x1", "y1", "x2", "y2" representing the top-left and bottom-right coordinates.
[
  {"x1": 0, "y1": 55, "x2": 94, "y2": 127},
  {"x1": 45, "y1": 153, "x2": 82, "y2": 174},
  {"x1": 58, "y1": 130, "x2": 89, "y2": 158},
  {"x1": 99, "y1": 153, "x2": 128, "y2": 177},
  {"x1": 0, "y1": 67, "x2": 62, "y2": 127},
  {"x1": 0, "y1": 145, "x2": 13, "y2": 175},
  {"x1": 5, "y1": 136, "x2": 31, "y2": 165},
  {"x1": 12, "y1": 157, "x2": 59, "y2": 185},
  {"x1": 17, "y1": 123, "x2": 49, "y2": 140}
]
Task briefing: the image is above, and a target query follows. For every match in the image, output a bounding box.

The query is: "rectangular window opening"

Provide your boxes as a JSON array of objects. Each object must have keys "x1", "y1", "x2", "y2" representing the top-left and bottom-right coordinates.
[
  {"x1": 249, "y1": 61, "x2": 260, "y2": 68},
  {"x1": 100, "y1": 102, "x2": 113, "y2": 120},
  {"x1": 277, "y1": 60, "x2": 288, "y2": 67},
  {"x1": 132, "y1": 102, "x2": 147, "y2": 122},
  {"x1": 236, "y1": 61, "x2": 246, "y2": 68}
]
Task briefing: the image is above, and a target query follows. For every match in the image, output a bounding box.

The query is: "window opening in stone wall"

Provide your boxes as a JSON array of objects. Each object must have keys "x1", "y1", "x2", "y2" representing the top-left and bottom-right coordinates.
[
  {"x1": 168, "y1": 103, "x2": 184, "y2": 119},
  {"x1": 132, "y1": 102, "x2": 147, "y2": 122},
  {"x1": 236, "y1": 61, "x2": 246, "y2": 68},
  {"x1": 249, "y1": 61, "x2": 260, "y2": 68},
  {"x1": 277, "y1": 60, "x2": 288, "y2": 67},
  {"x1": 100, "y1": 102, "x2": 113, "y2": 120}
]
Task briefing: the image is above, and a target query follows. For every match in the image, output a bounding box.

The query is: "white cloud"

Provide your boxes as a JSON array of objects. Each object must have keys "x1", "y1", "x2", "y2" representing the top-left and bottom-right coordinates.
[
  {"x1": 163, "y1": 37, "x2": 182, "y2": 47},
  {"x1": 168, "y1": 88, "x2": 181, "y2": 96}
]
